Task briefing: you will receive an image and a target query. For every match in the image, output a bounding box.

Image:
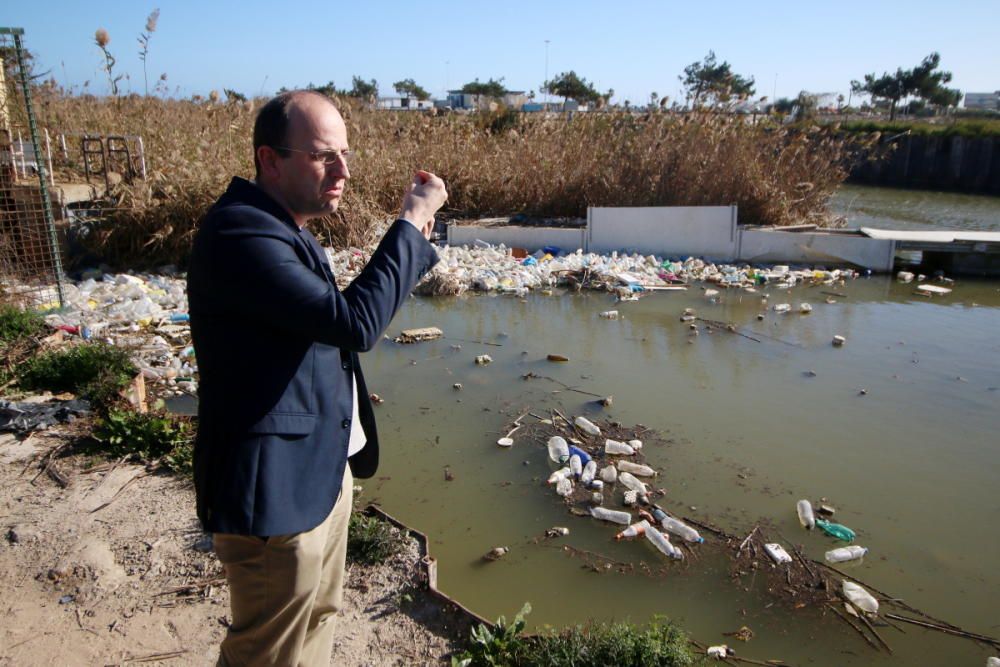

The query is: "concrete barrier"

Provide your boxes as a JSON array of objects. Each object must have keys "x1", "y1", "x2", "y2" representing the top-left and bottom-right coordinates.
[
  {"x1": 446, "y1": 225, "x2": 586, "y2": 252},
  {"x1": 588, "y1": 206, "x2": 737, "y2": 259},
  {"x1": 737, "y1": 228, "x2": 895, "y2": 271}
]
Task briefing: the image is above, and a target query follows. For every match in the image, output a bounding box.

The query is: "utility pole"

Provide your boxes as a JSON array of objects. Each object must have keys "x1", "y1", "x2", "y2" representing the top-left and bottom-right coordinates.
[
  {"x1": 772, "y1": 73, "x2": 777, "y2": 103},
  {"x1": 544, "y1": 39, "x2": 550, "y2": 107}
]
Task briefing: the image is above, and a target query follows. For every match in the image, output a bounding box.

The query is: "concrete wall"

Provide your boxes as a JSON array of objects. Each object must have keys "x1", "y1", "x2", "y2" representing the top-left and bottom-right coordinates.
[
  {"x1": 588, "y1": 206, "x2": 737, "y2": 259},
  {"x1": 738, "y1": 229, "x2": 896, "y2": 271},
  {"x1": 446, "y1": 225, "x2": 586, "y2": 252}
]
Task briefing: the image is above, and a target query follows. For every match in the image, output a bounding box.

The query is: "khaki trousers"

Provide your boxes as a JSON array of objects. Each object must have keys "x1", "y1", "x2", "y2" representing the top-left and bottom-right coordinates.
[{"x1": 214, "y1": 466, "x2": 354, "y2": 667}]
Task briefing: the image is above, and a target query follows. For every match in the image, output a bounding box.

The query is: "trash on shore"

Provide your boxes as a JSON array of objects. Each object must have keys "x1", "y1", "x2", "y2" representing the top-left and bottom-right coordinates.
[
  {"x1": 394, "y1": 326, "x2": 444, "y2": 344},
  {"x1": 0, "y1": 398, "x2": 91, "y2": 435},
  {"x1": 763, "y1": 543, "x2": 793, "y2": 565},
  {"x1": 816, "y1": 519, "x2": 856, "y2": 542},
  {"x1": 475, "y1": 355, "x2": 493, "y2": 365},
  {"x1": 916, "y1": 284, "x2": 952, "y2": 296},
  {"x1": 482, "y1": 546, "x2": 510, "y2": 561},
  {"x1": 547, "y1": 353, "x2": 569, "y2": 362}
]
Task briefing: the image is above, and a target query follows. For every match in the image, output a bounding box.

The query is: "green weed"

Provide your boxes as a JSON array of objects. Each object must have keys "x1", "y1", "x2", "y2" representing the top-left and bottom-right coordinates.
[
  {"x1": 0, "y1": 304, "x2": 46, "y2": 346},
  {"x1": 18, "y1": 342, "x2": 135, "y2": 410},
  {"x1": 347, "y1": 510, "x2": 405, "y2": 565},
  {"x1": 92, "y1": 408, "x2": 193, "y2": 473}
]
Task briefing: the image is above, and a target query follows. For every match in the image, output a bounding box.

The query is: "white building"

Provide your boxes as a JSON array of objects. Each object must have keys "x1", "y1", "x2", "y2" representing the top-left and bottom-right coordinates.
[
  {"x1": 376, "y1": 96, "x2": 434, "y2": 111},
  {"x1": 964, "y1": 92, "x2": 999, "y2": 110}
]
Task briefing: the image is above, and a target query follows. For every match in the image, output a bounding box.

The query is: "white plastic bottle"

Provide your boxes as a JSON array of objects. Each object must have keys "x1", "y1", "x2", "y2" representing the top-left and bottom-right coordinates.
[
  {"x1": 605, "y1": 439, "x2": 635, "y2": 455},
  {"x1": 600, "y1": 465, "x2": 618, "y2": 484},
  {"x1": 615, "y1": 520, "x2": 649, "y2": 540},
  {"x1": 617, "y1": 471, "x2": 648, "y2": 495},
  {"x1": 617, "y1": 461, "x2": 656, "y2": 477},
  {"x1": 547, "y1": 436, "x2": 570, "y2": 463},
  {"x1": 797, "y1": 499, "x2": 816, "y2": 530},
  {"x1": 546, "y1": 467, "x2": 571, "y2": 484},
  {"x1": 589, "y1": 506, "x2": 631, "y2": 524},
  {"x1": 569, "y1": 454, "x2": 583, "y2": 479},
  {"x1": 574, "y1": 416, "x2": 601, "y2": 436},
  {"x1": 660, "y1": 515, "x2": 704, "y2": 544},
  {"x1": 556, "y1": 477, "x2": 573, "y2": 497},
  {"x1": 580, "y1": 460, "x2": 597, "y2": 485},
  {"x1": 825, "y1": 546, "x2": 868, "y2": 564},
  {"x1": 987, "y1": 657, "x2": 1000, "y2": 667},
  {"x1": 627, "y1": 439, "x2": 643, "y2": 451},
  {"x1": 842, "y1": 580, "x2": 879, "y2": 614},
  {"x1": 645, "y1": 525, "x2": 684, "y2": 560}
]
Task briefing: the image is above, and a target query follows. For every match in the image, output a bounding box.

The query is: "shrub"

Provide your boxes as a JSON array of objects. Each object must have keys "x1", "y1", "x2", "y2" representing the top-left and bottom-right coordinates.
[
  {"x1": 347, "y1": 510, "x2": 405, "y2": 565},
  {"x1": 92, "y1": 408, "x2": 193, "y2": 473},
  {"x1": 454, "y1": 607, "x2": 694, "y2": 667},
  {"x1": 18, "y1": 342, "x2": 136, "y2": 408},
  {"x1": 0, "y1": 304, "x2": 47, "y2": 346}
]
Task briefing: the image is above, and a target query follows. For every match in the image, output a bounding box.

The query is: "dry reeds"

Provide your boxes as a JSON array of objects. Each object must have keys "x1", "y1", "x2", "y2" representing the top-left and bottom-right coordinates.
[{"x1": 29, "y1": 91, "x2": 867, "y2": 268}]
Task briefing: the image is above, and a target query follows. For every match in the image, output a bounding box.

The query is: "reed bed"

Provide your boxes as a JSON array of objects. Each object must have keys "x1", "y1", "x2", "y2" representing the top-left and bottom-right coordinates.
[{"x1": 30, "y1": 91, "x2": 869, "y2": 268}]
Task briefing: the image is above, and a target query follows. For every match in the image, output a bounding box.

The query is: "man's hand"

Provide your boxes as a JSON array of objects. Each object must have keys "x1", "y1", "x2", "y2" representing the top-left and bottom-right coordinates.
[{"x1": 399, "y1": 170, "x2": 447, "y2": 240}]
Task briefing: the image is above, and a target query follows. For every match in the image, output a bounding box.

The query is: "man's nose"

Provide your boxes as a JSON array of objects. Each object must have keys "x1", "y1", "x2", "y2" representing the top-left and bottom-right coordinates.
[{"x1": 328, "y1": 156, "x2": 350, "y2": 179}]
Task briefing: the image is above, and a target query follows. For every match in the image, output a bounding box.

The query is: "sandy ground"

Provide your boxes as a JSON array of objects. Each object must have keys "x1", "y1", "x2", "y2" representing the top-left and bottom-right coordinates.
[{"x1": 0, "y1": 424, "x2": 469, "y2": 667}]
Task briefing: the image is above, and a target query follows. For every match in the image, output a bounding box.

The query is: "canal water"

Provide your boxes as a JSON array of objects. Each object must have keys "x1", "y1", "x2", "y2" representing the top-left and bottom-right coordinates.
[{"x1": 355, "y1": 185, "x2": 1000, "y2": 665}]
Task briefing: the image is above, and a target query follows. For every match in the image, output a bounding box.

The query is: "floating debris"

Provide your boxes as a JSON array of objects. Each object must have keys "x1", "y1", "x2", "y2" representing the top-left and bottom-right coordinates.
[
  {"x1": 394, "y1": 326, "x2": 444, "y2": 344},
  {"x1": 475, "y1": 355, "x2": 493, "y2": 365},
  {"x1": 482, "y1": 546, "x2": 510, "y2": 561},
  {"x1": 832, "y1": 335, "x2": 847, "y2": 347},
  {"x1": 547, "y1": 353, "x2": 569, "y2": 362}
]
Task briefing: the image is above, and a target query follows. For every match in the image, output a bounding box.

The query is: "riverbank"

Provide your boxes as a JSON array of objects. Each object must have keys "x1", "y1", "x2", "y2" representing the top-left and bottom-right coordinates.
[{"x1": 0, "y1": 422, "x2": 464, "y2": 665}]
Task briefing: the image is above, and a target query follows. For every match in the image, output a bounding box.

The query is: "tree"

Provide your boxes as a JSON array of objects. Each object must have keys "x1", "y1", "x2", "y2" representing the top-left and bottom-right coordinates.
[
  {"x1": 540, "y1": 70, "x2": 603, "y2": 106},
  {"x1": 348, "y1": 76, "x2": 378, "y2": 102},
  {"x1": 851, "y1": 52, "x2": 960, "y2": 120},
  {"x1": 306, "y1": 81, "x2": 338, "y2": 97},
  {"x1": 460, "y1": 77, "x2": 507, "y2": 99},
  {"x1": 393, "y1": 78, "x2": 430, "y2": 101},
  {"x1": 680, "y1": 51, "x2": 755, "y2": 106}
]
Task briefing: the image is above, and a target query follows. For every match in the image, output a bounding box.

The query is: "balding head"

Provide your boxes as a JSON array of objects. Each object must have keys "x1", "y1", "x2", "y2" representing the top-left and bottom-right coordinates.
[{"x1": 253, "y1": 90, "x2": 342, "y2": 178}]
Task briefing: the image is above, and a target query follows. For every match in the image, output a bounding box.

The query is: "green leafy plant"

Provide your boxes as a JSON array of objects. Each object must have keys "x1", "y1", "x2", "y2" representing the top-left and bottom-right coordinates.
[
  {"x1": 453, "y1": 603, "x2": 531, "y2": 667},
  {"x1": 92, "y1": 408, "x2": 193, "y2": 472},
  {"x1": 347, "y1": 511, "x2": 405, "y2": 565},
  {"x1": 19, "y1": 342, "x2": 136, "y2": 410},
  {"x1": 0, "y1": 304, "x2": 46, "y2": 346}
]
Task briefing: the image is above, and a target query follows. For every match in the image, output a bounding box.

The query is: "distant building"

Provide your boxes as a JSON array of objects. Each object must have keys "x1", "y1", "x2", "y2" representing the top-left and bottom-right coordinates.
[
  {"x1": 445, "y1": 90, "x2": 530, "y2": 110},
  {"x1": 964, "y1": 92, "x2": 1000, "y2": 110},
  {"x1": 376, "y1": 96, "x2": 434, "y2": 111}
]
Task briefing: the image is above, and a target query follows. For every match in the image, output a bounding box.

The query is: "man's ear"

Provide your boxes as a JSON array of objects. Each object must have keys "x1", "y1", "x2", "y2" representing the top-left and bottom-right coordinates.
[{"x1": 256, "y1": 145, "x2": 281, "y2": 181}]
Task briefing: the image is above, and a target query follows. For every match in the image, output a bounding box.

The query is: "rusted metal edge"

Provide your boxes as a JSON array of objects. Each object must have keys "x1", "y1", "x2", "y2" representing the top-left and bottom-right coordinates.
[{"x1": 362, "y1": 503, "x2": 495, "y2": 630}]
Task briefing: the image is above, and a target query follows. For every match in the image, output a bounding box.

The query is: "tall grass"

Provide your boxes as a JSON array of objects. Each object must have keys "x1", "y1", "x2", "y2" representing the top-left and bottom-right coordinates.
[{"x1": 30, "y1": 90, "x2": 867, "y2": 267}]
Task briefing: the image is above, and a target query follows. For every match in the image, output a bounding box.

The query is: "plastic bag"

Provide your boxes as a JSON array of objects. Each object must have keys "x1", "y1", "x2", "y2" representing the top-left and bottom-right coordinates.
[{"x1": 816, "y1": 519, "x2": 856, "y2": 542}]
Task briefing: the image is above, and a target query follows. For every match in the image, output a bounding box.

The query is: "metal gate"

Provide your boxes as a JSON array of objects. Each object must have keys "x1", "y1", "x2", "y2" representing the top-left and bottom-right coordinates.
[{"x1": 0, "y1": 27, "x2": 65, "y2": 309}]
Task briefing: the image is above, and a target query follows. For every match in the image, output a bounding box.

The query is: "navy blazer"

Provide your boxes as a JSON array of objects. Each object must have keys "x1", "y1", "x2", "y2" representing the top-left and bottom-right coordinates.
[{"x1": 187, "y1": 177, "x2": 438, "y2": 536}]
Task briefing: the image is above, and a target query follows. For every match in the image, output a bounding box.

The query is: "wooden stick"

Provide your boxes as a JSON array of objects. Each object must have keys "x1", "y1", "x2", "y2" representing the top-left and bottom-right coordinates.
[
  {"x1": 88, "y1": 472, "x2": 149, "y2": 514},
  {"x1": 827, "y1": 604, "x2": 880, "y2": 651},
  {"x1": 683, "y1": 516, "x2": 738, "y2": 541},
  {"x1": 443, "y1": 336, "x2": 502, "y2": 347},
  {"x1": 856, "y1": 611, "x2": 893, "y2": 654},
  {"x1": 883, "y1": 613, "x2": 1000, "y2": 647},
  {"x1": 738, "y1": 525, "x2": 759, "y2": 553}
]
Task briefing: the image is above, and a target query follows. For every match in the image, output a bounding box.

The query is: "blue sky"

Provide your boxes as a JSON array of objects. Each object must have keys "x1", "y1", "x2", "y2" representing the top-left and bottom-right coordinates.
[{"x1": 4, "y1": 1, "x2": 998, "y2": 104}]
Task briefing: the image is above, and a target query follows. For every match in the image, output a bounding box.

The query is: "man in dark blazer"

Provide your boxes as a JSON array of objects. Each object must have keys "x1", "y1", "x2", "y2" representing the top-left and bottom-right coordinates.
[{"x1": 187, "y1": 89, "x2": 445, "y2": 666}]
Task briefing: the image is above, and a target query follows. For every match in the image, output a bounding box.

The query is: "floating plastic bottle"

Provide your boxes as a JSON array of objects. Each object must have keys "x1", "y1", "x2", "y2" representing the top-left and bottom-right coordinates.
[
  {"x1": 547, "y1": 436, "x2": 570, "y2": 463},
  {"x1": 589, "y1": 506, "x2": 631, "y2": 525},
  {"x1": 628, "y1": 439, "x2": 643, "y2": 451},
  {"x1": 623, "y1": 490, "x2": 638, "y2": 506},
  {"x1": 569, "y1": 454, "x2": 583, "y2": 479},
  {"x1": 605, "y1": 439, "x2": 636, "y2": 455},
  {"x1": 645, "y1": 525, "x2": 683, "y2": 560},
  {"x1": 589, "y1": 479, "x2": 604, "y2": 491},
  {"x1": 657, "y1": 513, "x2": 704, "y2": 544},
  {"x1": 568, "y1": 445, "x2": 592, "y2": 466},
  {"x1": 825, "y1": 546, "x2": 868, "y2": 563},
  {"x1": 574, "y1": 416, "x2": 601, "y2": 436},
  {"x1": 617, "y1": 471, "x2": 648, "y2": 496},
  {"x1": 600, "y1": 465, "x2": 618, "y2": 483},
  {"x1": 617, "y1": 460, "x2": 656, "y2": 477},
  {"x1": 817, "y1": 519, "x2": 856, "y2": 542},
  {"x1": 764, "y1": 543, "x2": 792, "y2": 564},
  {"x1": 987, "y1": 657, "x2": 1000, "y2": 667},
  {"x1": 580, "y1": 460, "x2": 597, "y2": 485},
  {"x1": 615, "y1": 520, "x2": 649, "y2": 540},
  {"x1": 547, "y1": 467, "x2": 571, "y2": 484},
  {"x1": 797, "y1": 499, "x2": 816, "y2": 530},
  {"x1": 556, "y1": 477, "x2": 573, "y2": 497},
  {"x1": 842, "y1": 580, "x2": 878, "y2": 614}
]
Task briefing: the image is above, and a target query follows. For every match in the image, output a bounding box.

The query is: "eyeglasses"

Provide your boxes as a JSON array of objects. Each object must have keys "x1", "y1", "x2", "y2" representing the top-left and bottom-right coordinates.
[{"x1": 275, "y1": 146, "x2": 355, "y2": 167}]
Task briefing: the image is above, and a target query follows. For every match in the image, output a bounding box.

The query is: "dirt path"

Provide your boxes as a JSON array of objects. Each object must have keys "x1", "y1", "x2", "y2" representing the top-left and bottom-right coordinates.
[{"x1": 0, "y1": 426, "x2": 467, "y2": 666}]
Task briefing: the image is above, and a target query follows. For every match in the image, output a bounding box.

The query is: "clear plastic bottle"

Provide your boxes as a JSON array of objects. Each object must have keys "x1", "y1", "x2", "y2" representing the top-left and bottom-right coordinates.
[
  {"x1": 645, "y1": 525, "x2": 684, "y2": 560},
  {"x1": 617, "y1": 460, "x2": 656, "y2": 477},
  {"x1": 617, "y1": 471, "x2": 648, "y2": 495},
  {"x1": 600, "y1": 465, "x2": 618, "y2": 483},
  {"x1": 589, "y1": 506, "x2": 631, "y2": 524},
  {"x1": 825, "y1": 546, "x2": 868, "y2": 563},
  {"x1": 797, "y1": 499, "x2": 816, "y2": 530},
  {"x1": 627, "y1": 439, "x2": 643, "y2": 451},
  {"x1": 654, "y1": 511, "x2": 704, "y2": 544},
  {"x1": 546, "y1": 467, "x2": 571, "y2": 484},
  {"x1": 615, "y1": 520, "x2": 649, "y2": 540},
  {"x1": 580, "y1": 460, "x2": 597, "y2": 485},
  {"x1": 547, "y1": 436, "x2": 570, "y2": 463},
  {"x1": 556, "y1": 477, "x2": 573, "y2": 497},
  {"x1": 605, "y1": 439, "x2": 635, "y2": 455},
  {"x1": 574, "y1": 416, "x2": 601, "y2": 436},
  {"x1": 842, "y1": 580, "x2": 878, "y2": 614},
  {"x1": 569, "y1": 454, "x2": 583, "y2": 479}
]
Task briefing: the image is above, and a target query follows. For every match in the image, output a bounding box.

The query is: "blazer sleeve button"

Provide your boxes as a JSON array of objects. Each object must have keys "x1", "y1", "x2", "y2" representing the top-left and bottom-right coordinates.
[{"x1": 341, "y1": 419, "x2": 351, "y2": 429}]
